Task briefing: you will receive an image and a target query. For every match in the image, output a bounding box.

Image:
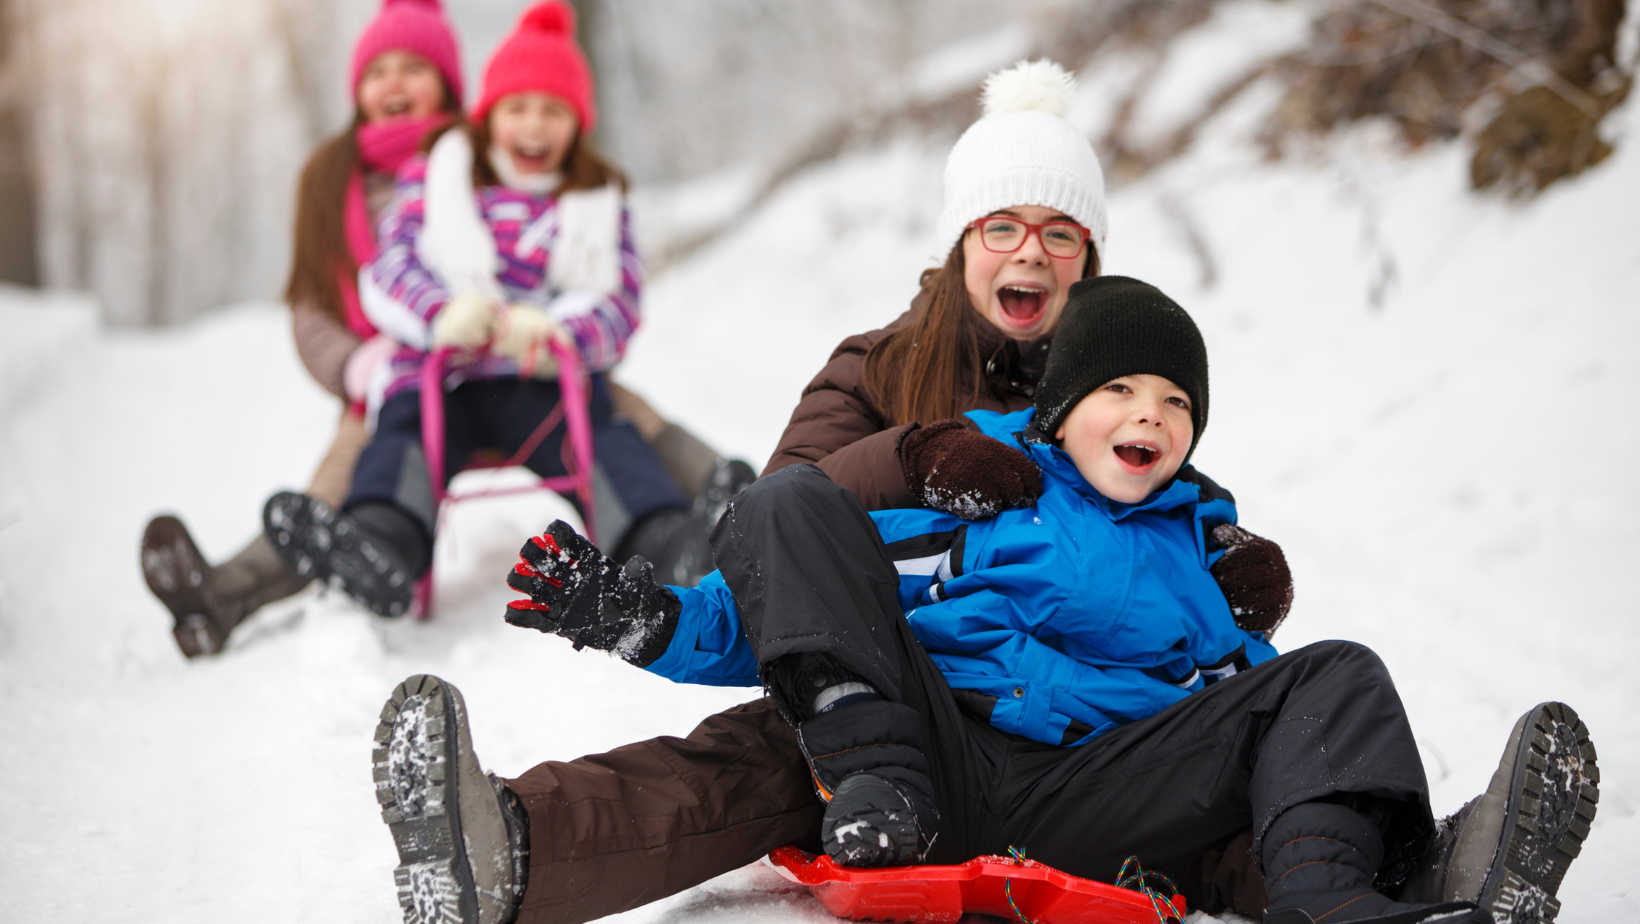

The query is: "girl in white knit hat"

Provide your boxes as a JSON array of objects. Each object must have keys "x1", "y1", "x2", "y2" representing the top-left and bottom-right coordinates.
[{"x1": 764, "y1": 59, "x2": 1288, "y2": 651}]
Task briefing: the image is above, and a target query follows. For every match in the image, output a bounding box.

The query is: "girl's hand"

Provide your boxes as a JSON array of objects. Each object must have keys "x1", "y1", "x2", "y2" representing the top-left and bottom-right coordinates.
[
  {"x1": 342, "y1": 334, "x2": 401, "y2": 402},
  {"x1": 493, "y1": 304, "x2": 573, "y2": 377},
  {"x1": 430, "y1": 291, "x2": 502, "y2": 349},
  {"x1": 899, "y1": 418, "x2": 1043, "y2": 519}
]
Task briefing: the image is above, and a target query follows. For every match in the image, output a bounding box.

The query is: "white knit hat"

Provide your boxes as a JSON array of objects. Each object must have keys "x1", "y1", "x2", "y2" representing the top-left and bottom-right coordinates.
[{"x1": 936, "y1": 60, "x2": 1107, "y2": 264}]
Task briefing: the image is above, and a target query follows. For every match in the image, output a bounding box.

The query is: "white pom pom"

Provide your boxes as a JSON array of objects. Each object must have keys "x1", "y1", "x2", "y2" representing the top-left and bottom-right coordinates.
[{"x1": 981, "y1": 59, "x2": 1075, "y2": 118}]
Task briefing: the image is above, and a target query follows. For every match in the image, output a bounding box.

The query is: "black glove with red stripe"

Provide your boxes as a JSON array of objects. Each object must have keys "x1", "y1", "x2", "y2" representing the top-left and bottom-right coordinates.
[{"x1": 505, "y1": 520, "x2": 681, "y2": 666}]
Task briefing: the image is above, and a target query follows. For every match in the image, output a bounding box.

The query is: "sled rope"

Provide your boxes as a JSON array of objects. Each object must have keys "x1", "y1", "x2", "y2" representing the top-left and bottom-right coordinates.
[
  {"x1": 1115, "y1": 855, "x2": 1183, "y2": 924},
  {"x1": 1003, "y1": 846, "x2": 1036, "y2": 924}
]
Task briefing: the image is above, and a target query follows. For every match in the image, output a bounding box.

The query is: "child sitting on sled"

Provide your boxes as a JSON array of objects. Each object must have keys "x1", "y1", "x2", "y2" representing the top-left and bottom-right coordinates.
[
  {"x1": 261, "y1": 2, "x2": 731, "y2": 619},
  {"x1": 371, "y1": 277, "x2": 1598, "y2": 924}
]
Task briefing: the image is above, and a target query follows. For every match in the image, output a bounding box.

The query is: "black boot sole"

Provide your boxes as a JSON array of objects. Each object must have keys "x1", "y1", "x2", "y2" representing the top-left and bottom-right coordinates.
[
  {"x1": 822, "y1": 773, "x2": 928, "y2": 868},
  {"x1": 373, "y1": 675, "x2": 519, "y2": 924},
  {"x1": 1478, "y1": 702, "x2": 1599, "y2": 924},
  {"x1": 141, "y1": 515, "x2": 225, "y2": 657},
  {"x1": 262, "y1": 492, "x2": 413, "y2": 617}
]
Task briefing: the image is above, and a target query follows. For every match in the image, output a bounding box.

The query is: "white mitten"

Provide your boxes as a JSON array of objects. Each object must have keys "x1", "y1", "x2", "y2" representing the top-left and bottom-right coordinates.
[
  {"x1": 430, "y1": 291, "x2": 502, "y2": 350},
  {"x1": 492, "y1": 304, "x2": 573, "y2": 377},
  {"x1": 343, "y1": 334, "x2": 400, "y2": 403}
]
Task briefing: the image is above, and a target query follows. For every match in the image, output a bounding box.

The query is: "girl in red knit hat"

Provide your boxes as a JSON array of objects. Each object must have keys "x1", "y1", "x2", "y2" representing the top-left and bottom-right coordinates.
[
  {"x1": 254, "y1": 0, "x2": 741, "y2": 620},
  {"x1": 141, "y1": 0, "x2": 739, "y2": 648}
]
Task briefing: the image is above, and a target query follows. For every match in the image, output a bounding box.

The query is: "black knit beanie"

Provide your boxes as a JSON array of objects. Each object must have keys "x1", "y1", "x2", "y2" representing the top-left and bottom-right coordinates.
[{"x1": 1034, "y1": 276, "x2": 1209, "y2": 459}]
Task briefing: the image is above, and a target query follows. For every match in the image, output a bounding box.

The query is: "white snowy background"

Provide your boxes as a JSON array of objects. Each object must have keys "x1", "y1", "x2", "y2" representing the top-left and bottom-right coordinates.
[{"x1": 1, "y1": 1, "x2": 1637, "y2": 921}]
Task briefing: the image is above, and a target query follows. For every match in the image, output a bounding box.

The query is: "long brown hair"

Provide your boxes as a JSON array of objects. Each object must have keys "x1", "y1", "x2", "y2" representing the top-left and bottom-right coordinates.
[
  {"x1": 284, "y1": 81, "x2": 461, "y2": 321},
  {"x1": 862, "y1": 236, "x2": 1099, "y2": 427},
  {"x1": 423, "y1": 118, "x2": 629, "y2": 195},
  {"x1": 284, "y1": 115, "x2": 365, "y2": 322}
]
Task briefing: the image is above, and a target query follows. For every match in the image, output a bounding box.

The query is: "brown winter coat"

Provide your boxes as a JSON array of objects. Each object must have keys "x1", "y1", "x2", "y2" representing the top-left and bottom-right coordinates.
[{"x1": 763, "y1": 286, "x2": 1052, "y2": 509}]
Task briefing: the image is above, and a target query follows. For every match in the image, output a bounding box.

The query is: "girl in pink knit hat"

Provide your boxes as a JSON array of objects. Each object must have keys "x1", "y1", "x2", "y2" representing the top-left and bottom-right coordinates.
[
  {"x1": 139, "y1": 0, "x2": 466, "y2": 656},
  {"x1": 255, "y1": 1, "x2": 741, "y2": 621}
]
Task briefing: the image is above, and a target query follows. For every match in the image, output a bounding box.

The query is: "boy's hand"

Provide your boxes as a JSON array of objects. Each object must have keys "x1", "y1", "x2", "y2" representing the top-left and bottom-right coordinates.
[
  {"x1": 505, "y1": 520, "x2": 682, "y2": 665},
  {"x1": 1209, "y1": 524, "x2": 1293, "y2": 635},
  {"x1": 900, "y1": 419, "x2": 1043, "y2": 519}
]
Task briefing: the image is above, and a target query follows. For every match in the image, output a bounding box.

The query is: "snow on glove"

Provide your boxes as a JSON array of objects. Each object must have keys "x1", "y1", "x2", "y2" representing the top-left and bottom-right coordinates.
[
  {"x1": 430, "y1": 291, "x2": 502, "y2": 350},
  {"x1": 1209, "y1": 523, "x2": 1294, "y2": 635},
  {"x1": 492, "y1": 304, "x2": 573, "y2": 378},
  {"x1": 505, "y1": 520, "x2": 681, "y2": 665},
  {"x1": 898, "y1": 418, "x2": 1043, "y2": 520}
]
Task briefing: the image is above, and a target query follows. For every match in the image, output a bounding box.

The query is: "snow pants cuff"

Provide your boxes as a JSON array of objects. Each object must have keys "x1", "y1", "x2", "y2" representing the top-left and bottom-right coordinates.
[
  {"x1": 797, "y1": 698, "x2": 933, "y2": 802},
  {"x1": 502, "y1": 698, "x2": 822, "y2": 924},
  {"x1": 710, "y1": 463, "x2": 917, "y2": 705}
]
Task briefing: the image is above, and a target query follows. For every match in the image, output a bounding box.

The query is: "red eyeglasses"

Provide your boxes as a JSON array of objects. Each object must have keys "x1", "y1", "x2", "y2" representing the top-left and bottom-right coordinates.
[{"x1": 965, "y1": 216, "x2": 1092, "y2": 259}]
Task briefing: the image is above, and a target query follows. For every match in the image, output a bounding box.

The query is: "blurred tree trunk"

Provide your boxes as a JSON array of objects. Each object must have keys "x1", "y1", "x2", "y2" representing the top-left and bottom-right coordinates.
[
  {"x1": 0, "y1": 0, "x2": 41, "y2": 286},
  {"x1": 10, "y1": 0, "x2": 320, "y2": 325}
]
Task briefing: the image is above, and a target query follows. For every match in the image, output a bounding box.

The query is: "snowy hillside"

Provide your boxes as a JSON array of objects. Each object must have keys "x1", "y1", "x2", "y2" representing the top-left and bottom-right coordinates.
[{"x1": 3, "y1": 8, "x2": 1638, "y2": 924}]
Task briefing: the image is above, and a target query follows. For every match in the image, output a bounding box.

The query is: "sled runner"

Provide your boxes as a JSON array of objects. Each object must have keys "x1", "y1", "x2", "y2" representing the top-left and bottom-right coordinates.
[
  {"x1": 413, "y1": 341, "x2": 597, "y2": 617},
  {"x1": 766, "y1": 846, "x2": 1186, "y2": 924}
]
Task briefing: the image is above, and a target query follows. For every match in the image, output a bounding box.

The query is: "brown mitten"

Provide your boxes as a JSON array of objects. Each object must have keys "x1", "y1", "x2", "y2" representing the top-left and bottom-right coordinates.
[
  {"x1": 898, "y1": 419, "x2": 1042, "y2": 520},
  {"x1": 1209, "y1": 523, "x2": 1294, "y2": 635}
]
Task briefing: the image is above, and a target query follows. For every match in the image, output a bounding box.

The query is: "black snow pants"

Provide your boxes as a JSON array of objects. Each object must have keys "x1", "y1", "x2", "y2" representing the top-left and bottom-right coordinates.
[
  {"x1": 347, "y1": 375, "x2": 688, "y2": 560},
  {"x1": 713, "y1": 464, "x2": 1435, "y2": 901}
]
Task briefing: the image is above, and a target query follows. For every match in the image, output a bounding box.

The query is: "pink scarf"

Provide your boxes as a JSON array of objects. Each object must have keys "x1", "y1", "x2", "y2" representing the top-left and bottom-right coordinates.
[{"x1": 338, "y1": 116, "x2": 449, "y2": 339}]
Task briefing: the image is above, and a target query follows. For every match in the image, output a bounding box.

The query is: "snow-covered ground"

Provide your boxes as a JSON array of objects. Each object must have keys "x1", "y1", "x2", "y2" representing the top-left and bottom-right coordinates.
[{"x1": 4, "y1": 17, "x2": 1639, "y2": 924}]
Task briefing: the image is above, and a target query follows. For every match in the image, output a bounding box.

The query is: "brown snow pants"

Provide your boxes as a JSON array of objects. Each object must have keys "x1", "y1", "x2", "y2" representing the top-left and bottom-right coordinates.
[
  {"x1": 504, "y1": 697, "x2": 823, "y2": 924},
  {"x1": 502, "y1": 695, "x2": 1269, "y2": 924}
]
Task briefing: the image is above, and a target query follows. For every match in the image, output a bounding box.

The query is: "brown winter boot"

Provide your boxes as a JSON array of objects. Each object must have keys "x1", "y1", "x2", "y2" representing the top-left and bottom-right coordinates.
[
  {"x1": 1398, "y1": 702, "x2": 1598, "y2": 923},
  {"x1": 205, "y1": 533, "x2": 312, "y2": 627},
  {"x1": 374, "y1": 674, "x2": 528, "y2": 924},
  {"x1": 140, "y1": 516, "x2": 309, "y2": 658}
]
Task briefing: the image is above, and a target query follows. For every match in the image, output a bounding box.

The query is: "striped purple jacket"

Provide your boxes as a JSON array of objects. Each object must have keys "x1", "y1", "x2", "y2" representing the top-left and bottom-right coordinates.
[{"x1": 359, "y1": 155, "x2": 643, "y2": 408}]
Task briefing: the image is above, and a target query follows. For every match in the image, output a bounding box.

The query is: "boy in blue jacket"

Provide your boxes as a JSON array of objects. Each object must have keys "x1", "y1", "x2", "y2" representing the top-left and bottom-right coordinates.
[{"x1": 373, "y1": 278, "x2": 1598, "y2": 924}]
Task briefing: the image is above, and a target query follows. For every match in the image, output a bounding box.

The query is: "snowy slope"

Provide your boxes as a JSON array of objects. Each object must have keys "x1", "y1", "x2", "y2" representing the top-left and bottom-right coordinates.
[{"x1": 3, "y1": 17, "x2": 1639, "y2": 924}]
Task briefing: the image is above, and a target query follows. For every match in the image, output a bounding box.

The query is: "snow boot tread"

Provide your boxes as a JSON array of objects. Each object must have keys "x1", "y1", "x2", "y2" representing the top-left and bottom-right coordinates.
[
  {"x1": 263, "y1": 491, "x2": 413, "y2": 617},
  {"x1": 373, "y1": 674, "x2": 521, "y2": 924},
  {"x1": 822, "y1": 771, "x2": 934, "y2": 868},
  {"x1": 1470, "y1": 702, "x2": 1598, "y2": 924}
]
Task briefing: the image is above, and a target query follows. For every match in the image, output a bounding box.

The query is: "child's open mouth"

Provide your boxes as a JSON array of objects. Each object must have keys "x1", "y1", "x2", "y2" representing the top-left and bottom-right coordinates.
[
  {"x1": 511, "y1": 143, "x2": 551, "y2": 173},
  {"x1": 383, "y1": 98, "x2": 412, "y2": 118},
  {"x1": 997, "y1": 285, "x2": 1045, "y2": 324},
  {"x1": 1113, "y1": 443, "x2": 1159, "y2": 471}
]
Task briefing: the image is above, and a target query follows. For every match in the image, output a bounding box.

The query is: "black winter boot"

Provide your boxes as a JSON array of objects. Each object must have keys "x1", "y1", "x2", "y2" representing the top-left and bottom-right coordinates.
[
  {"x1": 822, "y1": 770, "x2": 939, "y2": 868},
  {"x1": 262, "y1": 492, "x2": 425, "y2": 618},
  {"x1": 765, "y1": 652, "x2": 939, "y2": 867},
  {"x1": 795, "y1": 698, "x2": 938, "y2": 863},
  {"x1": 693, "y1": 457, "x2": 757, "y2": 531},
  {"x1": 374, "y1": 674, "x2": 528, "y2": 924},
  {"x1": 1263, "y1": 801, "x2": 1481, "y2": 924},
  {"x1": 1397, "y1": 702, "x2": 1598, "y2": 924},
  {"x1": 614, "y1": 508, "x2": 712, "y2": 588}
]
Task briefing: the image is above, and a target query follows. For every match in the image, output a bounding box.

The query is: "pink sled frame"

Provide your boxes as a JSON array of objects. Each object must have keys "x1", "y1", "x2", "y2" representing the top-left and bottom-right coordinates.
[{"x1": 411, "y1": 342, "x2": 598, "y2": 618}]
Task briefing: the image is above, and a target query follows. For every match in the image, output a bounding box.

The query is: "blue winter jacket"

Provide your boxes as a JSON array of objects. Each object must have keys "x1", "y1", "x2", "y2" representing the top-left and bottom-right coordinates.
[{"x1": 644, "y1": 407, "x2": 1278, "y2": 747}]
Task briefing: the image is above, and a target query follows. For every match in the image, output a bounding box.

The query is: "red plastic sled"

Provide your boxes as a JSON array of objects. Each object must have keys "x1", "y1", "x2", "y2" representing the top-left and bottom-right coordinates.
[{"x1": 765, "y1": 847, "x2": 1186, "y2": 924}]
